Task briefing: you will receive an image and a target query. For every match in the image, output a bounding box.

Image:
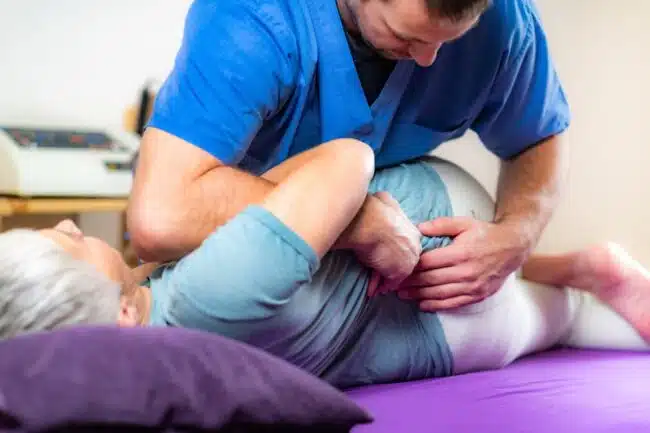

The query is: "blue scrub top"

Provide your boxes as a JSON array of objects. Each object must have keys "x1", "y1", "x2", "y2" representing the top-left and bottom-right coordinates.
[{"x1": 148, "y1": 0, "x2": 571, "y2": 174}]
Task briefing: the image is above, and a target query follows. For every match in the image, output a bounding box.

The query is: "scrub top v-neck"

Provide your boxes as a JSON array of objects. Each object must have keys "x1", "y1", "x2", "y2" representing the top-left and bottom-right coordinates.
[
  {"x1": 148, "y1": 0, "x2": 571, "y2": 174},
  {"x1": 303, "y1": 0, "x2": 416, "y2": 152},
  {"x1": 344, "y1": 27, "x2": 397, "y2": 107}
]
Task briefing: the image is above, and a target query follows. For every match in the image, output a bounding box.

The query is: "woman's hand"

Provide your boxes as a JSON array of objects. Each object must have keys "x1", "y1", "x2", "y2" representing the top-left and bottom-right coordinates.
[{"x1": 336, "y1": 192, "x2": 422, "y2": 296}]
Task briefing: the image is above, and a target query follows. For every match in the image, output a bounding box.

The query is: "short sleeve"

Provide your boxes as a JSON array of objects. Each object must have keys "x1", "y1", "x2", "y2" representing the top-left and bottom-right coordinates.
[
  {"x1": 147, "y1": 0, "x2": 299, "y2": 165},
  {"x1": 471, "y1": 4, "x2": 571, "y2": 160},
  {"x1": 156, "y1": 206, "x2": 319, "y2": 337}
]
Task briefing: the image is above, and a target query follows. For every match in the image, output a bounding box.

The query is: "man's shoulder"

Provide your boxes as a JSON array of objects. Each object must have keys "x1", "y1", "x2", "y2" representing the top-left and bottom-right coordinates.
[
  {"x1": 185, "y1": 0, "x2": 302, "y2": 54},
  {"x1": 474, "y1": 0, "x2": 540, "y2": 53},
  {"x1": 436, "y1": 0, "x2": 539, "y2": 77},
  {"x1": 187, "y1": 0, "x2": 298, "y2": 24}
]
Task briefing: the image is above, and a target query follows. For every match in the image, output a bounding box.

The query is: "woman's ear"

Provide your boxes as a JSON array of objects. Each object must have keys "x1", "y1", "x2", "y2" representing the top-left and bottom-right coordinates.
[{"x1": 117, "y1": 296, "x2": 139, "y2": 327}]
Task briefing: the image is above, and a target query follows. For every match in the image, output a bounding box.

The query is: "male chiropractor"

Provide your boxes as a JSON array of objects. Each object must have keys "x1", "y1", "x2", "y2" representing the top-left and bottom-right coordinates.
[{"x1": 127, "y1": 0, "x2": 570, "y2": 311}]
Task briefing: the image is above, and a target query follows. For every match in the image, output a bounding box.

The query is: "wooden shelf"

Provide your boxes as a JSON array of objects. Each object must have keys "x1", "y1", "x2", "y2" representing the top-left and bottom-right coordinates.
[
  {"x1": 0, "y1": 198, "x2": 12, "y2": 217},
  {"x1": 0, "y1": 197, "x2": 128, "y2": 216}
]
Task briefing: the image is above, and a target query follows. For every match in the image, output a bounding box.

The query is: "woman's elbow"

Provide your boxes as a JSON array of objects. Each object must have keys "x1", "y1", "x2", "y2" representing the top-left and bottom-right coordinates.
[{"x1": 327, "y1": 138, "x2": 376, "y2": 181}]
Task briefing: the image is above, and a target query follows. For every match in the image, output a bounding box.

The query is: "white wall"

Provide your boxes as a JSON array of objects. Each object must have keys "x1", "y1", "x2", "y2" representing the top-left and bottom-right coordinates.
[{"x1": 1, "y1": 0, "x2": 649, "y2": 264}]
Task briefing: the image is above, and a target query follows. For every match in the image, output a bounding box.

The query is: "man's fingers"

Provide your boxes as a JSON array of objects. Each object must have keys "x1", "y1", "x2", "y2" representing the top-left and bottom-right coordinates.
[
  {"x1": 400, "y1": 264, "x2": 473, "y2": 289},
  {"x1": 418, "y1": 217, "x2": 474, "y2": 238},
  {"x1": 416, "y1": 244, "x2": 470, "y2": 270},
  {"x1": 419, "y1": 295, "x2": 478, "y2": 312},
  {"x1": 398, "y1": 282, "x2": 468, "y2": 301}
]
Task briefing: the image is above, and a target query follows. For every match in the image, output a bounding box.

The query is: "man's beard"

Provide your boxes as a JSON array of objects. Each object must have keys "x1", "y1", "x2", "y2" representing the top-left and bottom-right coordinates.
[{"x1": 341, "y1": 1, "x2": 395, "y2": 60}]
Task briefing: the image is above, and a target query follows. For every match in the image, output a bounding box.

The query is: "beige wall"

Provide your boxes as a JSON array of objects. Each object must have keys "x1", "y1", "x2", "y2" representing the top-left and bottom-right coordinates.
[
  {"x1": 435, "y1": 0, "x2": 650, "y2": 265},
  {"x1": 1, "y1": 0, "x2": 648, "y2": 263}
]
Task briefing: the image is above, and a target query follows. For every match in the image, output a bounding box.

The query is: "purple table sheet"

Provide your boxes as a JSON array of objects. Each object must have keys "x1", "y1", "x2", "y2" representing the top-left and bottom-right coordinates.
[{"x1": 347, "y1": 349, "x2": 650, "y2": 433}]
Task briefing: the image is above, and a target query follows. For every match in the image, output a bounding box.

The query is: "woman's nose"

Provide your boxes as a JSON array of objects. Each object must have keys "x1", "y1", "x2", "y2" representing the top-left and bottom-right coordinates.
[{"x1": 55, "y1": 219, "x2": 83, "y2": 236}]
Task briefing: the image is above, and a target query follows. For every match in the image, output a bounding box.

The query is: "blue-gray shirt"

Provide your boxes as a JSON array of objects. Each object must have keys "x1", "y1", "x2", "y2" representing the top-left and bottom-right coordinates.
[{"x1": 149, "y1": 160, "x2": 454, "y2": 388}]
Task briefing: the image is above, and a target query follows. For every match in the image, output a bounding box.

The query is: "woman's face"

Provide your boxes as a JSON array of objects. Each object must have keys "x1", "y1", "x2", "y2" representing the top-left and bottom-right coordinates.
[{"x1": 40, "y1": 219, "x2": 133, "y2": 290}]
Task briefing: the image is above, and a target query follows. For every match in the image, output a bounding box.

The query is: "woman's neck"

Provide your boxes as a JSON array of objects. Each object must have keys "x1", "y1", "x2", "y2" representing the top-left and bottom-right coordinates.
[{"x1": 133, "y1": 284, "x2": 152, "y2": 326}]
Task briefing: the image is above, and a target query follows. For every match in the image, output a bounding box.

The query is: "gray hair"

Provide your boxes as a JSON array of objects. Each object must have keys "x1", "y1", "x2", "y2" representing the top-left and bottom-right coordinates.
[{"x1": 0, "y1": 229, "x2": 121, "y2": 339}]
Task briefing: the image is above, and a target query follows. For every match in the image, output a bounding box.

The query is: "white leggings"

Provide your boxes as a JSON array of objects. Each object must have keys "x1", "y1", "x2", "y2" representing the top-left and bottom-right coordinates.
[{"x1": 426, "y1": 157, "x2": 648, "y2": 375}]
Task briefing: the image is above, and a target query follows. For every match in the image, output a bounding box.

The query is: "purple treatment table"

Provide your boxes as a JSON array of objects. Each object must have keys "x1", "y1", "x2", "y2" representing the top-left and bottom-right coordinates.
[{"x1": 347, "y1": 349, "x2": 650, "y2": 433}]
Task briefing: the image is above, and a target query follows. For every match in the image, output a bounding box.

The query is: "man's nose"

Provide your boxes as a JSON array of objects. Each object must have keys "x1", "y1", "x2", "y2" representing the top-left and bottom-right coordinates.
[{"x1": 410, "y1": 43, "x2": 441, "y2": 67}]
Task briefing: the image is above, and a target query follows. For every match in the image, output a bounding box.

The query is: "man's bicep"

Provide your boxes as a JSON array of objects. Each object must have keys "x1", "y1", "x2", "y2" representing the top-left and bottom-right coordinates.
[
  {"x1": 132, "y1": 128, "x2": 223, "y2": 196},
  {"x1": 146, "y1": 0, "x2": 298, "y2": 165}
]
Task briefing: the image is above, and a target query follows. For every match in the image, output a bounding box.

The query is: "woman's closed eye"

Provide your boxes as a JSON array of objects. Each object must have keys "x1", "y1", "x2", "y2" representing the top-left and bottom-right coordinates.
[{"x1": 53, "y1": 220, "x2": 84, "y2": 241}]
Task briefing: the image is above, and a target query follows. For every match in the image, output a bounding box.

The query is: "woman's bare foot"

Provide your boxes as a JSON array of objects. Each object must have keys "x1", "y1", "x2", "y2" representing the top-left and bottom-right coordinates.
[{"x1": 574, "y1": 243, "x2": 650, "y2": 343}]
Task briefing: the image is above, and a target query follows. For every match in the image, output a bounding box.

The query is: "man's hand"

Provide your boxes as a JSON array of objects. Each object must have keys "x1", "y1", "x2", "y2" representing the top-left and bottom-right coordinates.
[
  {"x1": 397, "y1": 217, "x2": 529, "y2": 311},
  {"x1": 338, "y1": 191, "x2": 422, "y2": 296},
  {"x1": 398, "y1": 134, "x2": 567, "y2": 311}
]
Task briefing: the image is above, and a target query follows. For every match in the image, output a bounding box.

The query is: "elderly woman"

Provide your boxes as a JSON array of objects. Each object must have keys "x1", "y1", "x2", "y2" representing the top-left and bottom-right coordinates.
[{"x1": 0, "y1": 139, "x2": 648, "y2": 389}]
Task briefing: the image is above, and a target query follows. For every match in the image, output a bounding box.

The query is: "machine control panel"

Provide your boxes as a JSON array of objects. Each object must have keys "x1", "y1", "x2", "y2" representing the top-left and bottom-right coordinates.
[{"x1": 2, "y1": 127, "x2": 132, "y2": 152}]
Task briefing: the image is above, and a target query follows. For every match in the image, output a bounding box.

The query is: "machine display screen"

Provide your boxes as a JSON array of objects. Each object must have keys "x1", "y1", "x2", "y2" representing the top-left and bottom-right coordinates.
[{"x1": 1, "y1": 127, "x2": 121, "y2": 150}]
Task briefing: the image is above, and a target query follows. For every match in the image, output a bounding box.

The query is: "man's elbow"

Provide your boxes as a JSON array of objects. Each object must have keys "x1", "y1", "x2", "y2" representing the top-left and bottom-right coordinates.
[{"x1": 126, "y1": 202, "x2": 182, "y2": 263}]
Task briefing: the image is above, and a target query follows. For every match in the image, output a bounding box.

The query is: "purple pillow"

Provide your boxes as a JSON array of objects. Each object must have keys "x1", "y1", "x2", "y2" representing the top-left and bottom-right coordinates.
[{"x1": 0, "y1": 326, "x2": 372, "y2": 432}]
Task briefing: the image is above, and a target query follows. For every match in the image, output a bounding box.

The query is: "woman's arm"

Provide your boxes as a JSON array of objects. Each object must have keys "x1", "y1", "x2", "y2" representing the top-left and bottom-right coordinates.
[
  {"x1": 157, "y1": 139, "x2": 375, "y2": 332},
  {"x1": 259, "y1": 139, "x2": 375, "y2": 258},
  {"x1": 262, "y1": 141, "x2": 424, "y2": 291}
]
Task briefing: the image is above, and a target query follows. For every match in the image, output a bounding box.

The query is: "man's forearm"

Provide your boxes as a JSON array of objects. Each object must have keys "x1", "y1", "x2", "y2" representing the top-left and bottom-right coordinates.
[
  {"x1": 494, "y1": 133, "x2": 568, "y2": 250},
  {"x1": 146, "y1": 167, "x2": 275, "y2": 261}
]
